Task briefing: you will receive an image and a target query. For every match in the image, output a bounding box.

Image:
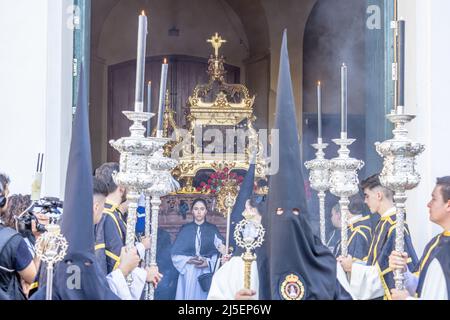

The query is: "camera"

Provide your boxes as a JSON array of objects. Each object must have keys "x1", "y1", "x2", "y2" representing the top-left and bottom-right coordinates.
[{"x1": 15, "y1": 197, "x2": 63, "y2": 234}]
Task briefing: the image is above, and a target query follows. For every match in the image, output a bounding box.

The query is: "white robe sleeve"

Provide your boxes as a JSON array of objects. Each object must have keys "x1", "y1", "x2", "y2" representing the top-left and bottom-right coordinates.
[
  {"x1": 106, "y1": 268, "x2": 147, "y2": 300},
  {"x1": 403, "y1": 269, "x2": 419, "y2": 296},
  {"x1": 214, "y1": 234, "x2": 224, "y2": 249},
  {"x1": 349, "y1": 262, "x2": 385, "y2": 300},
  {"x1": 207, "y1": 257, "x2": 258, "y2": 300},
  {"x1": 129, "y1": 267, "x2": 147, "y2": 299},
  {"x1": 172, "y1": 255, "x2": 192, "y2": 275},
  {"x1": 135, "y1": 242, "x2": 146, "y2": 261},
  {"x1": 336, "y1": 263, "x2": 356, "y2": 299},
  {"x1": 106, "y1": 269, "x2": 133, "y2": 300},
  {"x1": 409, "y1": 259, "x2": 448, "y2": 300}
]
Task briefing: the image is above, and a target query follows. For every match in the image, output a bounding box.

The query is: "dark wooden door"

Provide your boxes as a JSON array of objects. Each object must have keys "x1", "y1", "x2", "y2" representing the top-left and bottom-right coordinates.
[{"x1": 107, "y1": 55, "x2": 240, "y2": 162}]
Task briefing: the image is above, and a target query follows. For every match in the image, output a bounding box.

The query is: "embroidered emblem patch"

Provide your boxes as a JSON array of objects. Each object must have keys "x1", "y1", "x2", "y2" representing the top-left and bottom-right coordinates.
[{"x1": 280, "y1": 273, "x2": 305, "y2": 300}]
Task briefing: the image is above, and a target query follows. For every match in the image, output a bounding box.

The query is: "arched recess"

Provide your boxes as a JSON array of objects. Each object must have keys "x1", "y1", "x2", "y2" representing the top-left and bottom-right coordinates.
[{"x1": 90, "y1": 0, "x2": 271, "y2": 168}]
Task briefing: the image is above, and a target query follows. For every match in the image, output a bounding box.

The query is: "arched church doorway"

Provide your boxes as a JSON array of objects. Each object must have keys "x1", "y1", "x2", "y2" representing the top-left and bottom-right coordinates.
[
  {"x1": 87, "y1": 0, "x2": 271, "y2": 242},
  {"x1": 90, "y1": 0, "x2": 271, "y2": 170}
]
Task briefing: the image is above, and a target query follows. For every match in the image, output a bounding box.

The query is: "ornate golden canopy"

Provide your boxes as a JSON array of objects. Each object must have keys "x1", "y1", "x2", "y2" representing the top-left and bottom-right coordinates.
[{"x1": 159, "y1": 33, "x2": 267, "y2": 199}]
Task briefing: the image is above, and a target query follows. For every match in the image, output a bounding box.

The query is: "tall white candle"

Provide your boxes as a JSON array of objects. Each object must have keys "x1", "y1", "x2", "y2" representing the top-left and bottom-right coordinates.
[
  {"x1": 340, "y1": 64, "x2": 348, "y2": 136},
  {"x1": 317, "y1": 81, "x2": 322, "y2": 141},
  {"x1": 397, "y1": 20, "x2": 405, "y2": 110},
  {"x1": 134, "y1": 11, "x2": 148, "y2": 112},
  {"x1": 147, "y1": 81, "x2": 152, "y2": 137},
  {"x1": 156, "y1": 59, "x2": 169, "y2": 137}
]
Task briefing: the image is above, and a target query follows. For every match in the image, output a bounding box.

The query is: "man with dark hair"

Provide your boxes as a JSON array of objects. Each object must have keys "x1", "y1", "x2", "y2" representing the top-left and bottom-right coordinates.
[
  {"x1": 92, "y1": 177, "x2": 110, "y2": 225},
  {"x1": 332, "y1": 195, "x2": 372, "y2": 261},
  {"x1": 95, "y1": 162, "x2": 135, "y2": 274},
  {"x1": 94, "y1": 165, "x2": 161, "y2": 298},
  {"x1": 0, "y1": 173, "x2": 37, "y2": 299},
  {"x1": 390, "y1": 176, "x2": 450, "y2": 300},
  {"x1": 92, "y1": 177, "x2": 158, "y2": 300},
  {"x1": 327, "y1": 203, "x2": 342, "y2": 254},
  {"x1": 337, "y1": 173, "x2": 418, "y2": 300}
]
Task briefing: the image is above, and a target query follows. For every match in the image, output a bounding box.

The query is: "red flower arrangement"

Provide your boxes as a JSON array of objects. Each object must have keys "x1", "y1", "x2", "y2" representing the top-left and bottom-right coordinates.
[{"x1": 196, "y1": 167, "x2": 244, "y2": 194}]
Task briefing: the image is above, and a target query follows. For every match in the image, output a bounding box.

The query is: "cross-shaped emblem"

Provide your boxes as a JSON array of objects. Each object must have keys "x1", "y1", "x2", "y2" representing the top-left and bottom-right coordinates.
[{"x1": 207, "y1": 33, "x2": 227, "y2": 57}]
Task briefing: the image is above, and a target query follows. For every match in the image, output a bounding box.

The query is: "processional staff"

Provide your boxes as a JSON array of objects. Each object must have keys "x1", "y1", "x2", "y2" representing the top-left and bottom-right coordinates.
[
  {"x1": 35, "y1": 220, "x2": 68, "y2": 300},
  {"x1": 234, "y1": 209, "x2": 265, "y2": 290},
  {"x1": 375, "y1": 18, "x2": 424, "y2": 290},
  {"x1": 110, "y1": 10, "x2": 158, "y2": 286},
  {"x1": 305, "y1": 81, "x2": 330, "y2": 245},
  {"x1": 329, "y1": 64, "x2": 364, "y2": 257}
]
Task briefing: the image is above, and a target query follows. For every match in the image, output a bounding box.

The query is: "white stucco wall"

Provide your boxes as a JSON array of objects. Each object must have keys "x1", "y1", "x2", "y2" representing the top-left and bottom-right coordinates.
[
  {"x1": 0, "y1": 0, "x2": 73, "y2": 198},
  {"x1": 400, "y1": 0, "x2": 450, "y2": 255}
]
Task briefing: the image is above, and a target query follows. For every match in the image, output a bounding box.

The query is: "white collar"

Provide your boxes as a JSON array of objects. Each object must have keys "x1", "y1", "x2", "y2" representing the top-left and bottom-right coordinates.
[
  {"x1": 348, "y1": 214, "x2": 363, "y2": 224},
  {"x1": 381, "y1": 207, "x2": 396, "y2": 218}
]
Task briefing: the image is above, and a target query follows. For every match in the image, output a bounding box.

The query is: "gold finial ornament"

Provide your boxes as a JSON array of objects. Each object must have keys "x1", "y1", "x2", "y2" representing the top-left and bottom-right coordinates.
[
  {"x1": 234, "y1": 213, "x2": 265, "y2": 290},
  {"x1": 207, "y1": 32, "x2": 227, "y2": 57}
]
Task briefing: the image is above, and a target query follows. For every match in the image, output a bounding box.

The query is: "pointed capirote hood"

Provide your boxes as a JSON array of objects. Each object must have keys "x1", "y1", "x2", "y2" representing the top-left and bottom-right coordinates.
[{"x1": 264, "y1": 30, "x2": 340, "y2": 300}]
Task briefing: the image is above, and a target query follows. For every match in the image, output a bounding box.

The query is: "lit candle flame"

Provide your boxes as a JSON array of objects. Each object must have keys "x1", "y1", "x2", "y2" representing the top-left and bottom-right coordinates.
[
  {"x1": 141, "y1": 10, "x2": 146, "y2": 16},
  {"x1": 318, "y1": 81, "x2": 321, "y2": 86},
  {"x1": 148, "y1": 81, "x2": 152, "y2": 85},
  {"x1": 163, "y1": 58, "x2": 168, "y2": 64}
]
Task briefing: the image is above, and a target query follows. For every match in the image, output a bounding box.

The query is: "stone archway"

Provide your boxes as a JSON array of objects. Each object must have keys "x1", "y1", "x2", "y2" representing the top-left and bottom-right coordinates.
[{"x1": 89, "y1": 0, "x2": 271, "y2": 169}]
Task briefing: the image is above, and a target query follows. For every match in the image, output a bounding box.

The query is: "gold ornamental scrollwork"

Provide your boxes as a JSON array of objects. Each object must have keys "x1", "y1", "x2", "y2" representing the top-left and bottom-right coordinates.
[{"x1": 157, "y1": 33, "x2": 267, "y2": 195}]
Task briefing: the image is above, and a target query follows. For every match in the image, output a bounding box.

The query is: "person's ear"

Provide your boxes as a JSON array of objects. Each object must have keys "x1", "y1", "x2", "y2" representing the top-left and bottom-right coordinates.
[
  {"x1": 445, "y1": 200, "x2": 450, "y2": 212},
  {"x1": 377, "y1": 191, "x2": 383, "y2": 201}
]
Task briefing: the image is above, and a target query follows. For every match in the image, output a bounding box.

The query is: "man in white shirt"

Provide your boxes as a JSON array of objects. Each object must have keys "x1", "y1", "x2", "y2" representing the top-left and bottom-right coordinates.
[
  {"x1": 337, "y1": 174, "x2": 418, "y2": 300},
  {"x1": 389, "y1": 176, "x2": 450, "y2": 300}
]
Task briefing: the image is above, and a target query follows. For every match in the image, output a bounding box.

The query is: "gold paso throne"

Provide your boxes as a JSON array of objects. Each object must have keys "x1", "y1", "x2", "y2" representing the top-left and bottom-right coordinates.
[{"x1": 157, "y1": 33, "x2": 267, "y2": 239}]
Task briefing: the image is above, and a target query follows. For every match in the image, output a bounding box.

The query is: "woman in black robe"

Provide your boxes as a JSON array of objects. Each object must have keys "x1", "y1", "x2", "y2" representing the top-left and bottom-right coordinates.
[{"x1": 171, "y1": 198, "x2": 224, "y2": 300}]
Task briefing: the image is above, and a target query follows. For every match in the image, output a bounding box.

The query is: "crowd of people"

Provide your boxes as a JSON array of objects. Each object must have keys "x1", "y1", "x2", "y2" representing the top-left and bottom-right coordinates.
[
  {"x1": 0, "y1": 168, "x2": 226, "y2": 300},
  {"x1": 1, "y1": 30, "x2": 449, "y2": 301}
]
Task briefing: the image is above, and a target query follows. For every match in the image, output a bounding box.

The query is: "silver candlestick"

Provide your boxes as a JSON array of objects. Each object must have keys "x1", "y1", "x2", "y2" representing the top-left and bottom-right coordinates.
[
  {"x1": 376, "y1": 18, "x2": 425, "y2": 290},
  {"x1": 329, "y1": 133, "x2": 364, "y2": 257},
  {"x1": 305, "y1": 138, "x2": 330, "y2": 244},
  {"x1": 375, "y1": 109, "x2": 424, "y2": 290},
  {"x1": 144, "y1": 140, "x2": 180, "y2": 300},
  {"x1": 110, "y1": 111, "x2": 160, "y2": 284}
]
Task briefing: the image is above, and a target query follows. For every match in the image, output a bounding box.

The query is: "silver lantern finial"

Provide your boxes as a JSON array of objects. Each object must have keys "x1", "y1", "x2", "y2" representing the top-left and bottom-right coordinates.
[{"x1": 329, "y1": 133, "x2": 364, "y2": 257}]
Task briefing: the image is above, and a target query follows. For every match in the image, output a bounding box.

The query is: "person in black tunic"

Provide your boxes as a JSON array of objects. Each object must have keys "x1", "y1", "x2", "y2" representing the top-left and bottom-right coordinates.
[
  {"x1": 332, "y1": 196, "x2": 372, "y2": 262},
  {"x1": 171, "y1": 198, "x2": 225, "y2": 300}
]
